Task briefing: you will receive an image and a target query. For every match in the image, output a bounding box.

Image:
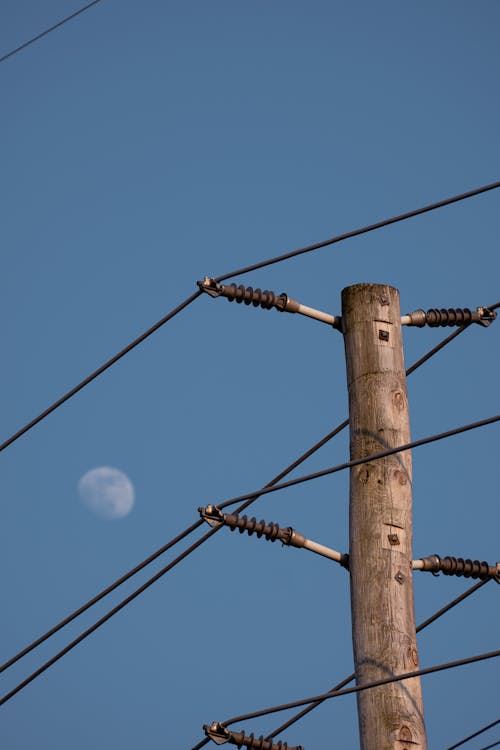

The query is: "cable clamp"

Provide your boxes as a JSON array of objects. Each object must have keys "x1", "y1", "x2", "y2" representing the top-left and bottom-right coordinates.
[
  {"x1": 198, "y1": 504, "x2": 225, "y2": 528},
  {"x1": 476, "y1": 306, "x2": 497, "y2": 327},
  {"x1": 204, "y1": 723, "x2": 232, "y2": 745}
]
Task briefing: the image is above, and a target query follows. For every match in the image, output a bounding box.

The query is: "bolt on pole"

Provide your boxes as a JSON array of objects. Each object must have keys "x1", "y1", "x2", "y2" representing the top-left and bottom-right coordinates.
[{"x1": 341, "y1": 283, "x2": 427, "y2": 750}]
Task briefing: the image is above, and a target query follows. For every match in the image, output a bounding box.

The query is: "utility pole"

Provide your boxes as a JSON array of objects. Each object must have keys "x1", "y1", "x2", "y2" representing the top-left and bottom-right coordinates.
[{"x1": 342, "y1": 283, "x2": 427, "y2": 750}]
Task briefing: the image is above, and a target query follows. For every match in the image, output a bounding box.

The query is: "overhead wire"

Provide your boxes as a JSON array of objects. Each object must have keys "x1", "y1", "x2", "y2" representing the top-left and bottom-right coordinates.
[
  {"x1": 476, "y1": 742, "x2": 500, "y2": 750},
  {"x1": 215, "y1": 413, "x2": 499, "y2": 512},
  {"x1": 1, "y1": 12, "x2": 498, "y2": 737},
  {"x1": 186, "y1": 314, "x2": 499, "y2": 748},
  {"x1": 3, "y1": 306, "x2": 492, "y2": 676},
  {"x1": 0, "y1": 518, "x2": 204, "y2": 674},
  {"x1": 1, "y1": 186, "x2": 498, "y2": 456},
  {"x1": 0, "y1": 417, "x2": 353, "y2": 703},
  {"x1": 3, "y1": 411, "x2": 497, "y2": 706},
  {"x1": 446, "y1": 718, "x2": 500, "y2": 750},
  {"x1": 265, "y1": 579, "x2": 491, "y2": 742},
  {"x1": 0, "y1": 290, "x2": 202, "y2": 454},
  {"x1": 0, "y1": 0, "x2": 105, "y2": 64},
  {"x1": 190, "y1": 579, "x2": 491, "y2": 750},
  {"x1": 218, "y1": 650, "x2": 500, "y2": 727},
  {"x1": 1, "y1": 269, "x2": 496, "y2": 709},
  {"x1": 2, "y1": 350, "x2": 498, "y2": 702},
  {"x1": 215, "y1": 181, "x2": 500, "y2": 282}
]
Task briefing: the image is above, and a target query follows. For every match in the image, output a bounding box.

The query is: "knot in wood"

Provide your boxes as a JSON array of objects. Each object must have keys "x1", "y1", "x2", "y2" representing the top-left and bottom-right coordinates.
[
  {"x1": 392, "y1": 390, "x2": 405, "y2": 410},
  {"x1": 399, "y1": 726, "x2": 413, "y2": 742},
  {"x1": 393, "y1": 469, "x2": 407, "y2": 485}
]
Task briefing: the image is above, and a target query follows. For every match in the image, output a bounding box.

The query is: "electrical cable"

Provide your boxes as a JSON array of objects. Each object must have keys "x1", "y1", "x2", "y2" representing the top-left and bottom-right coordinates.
[
  {"x1": 476, "y1": 742, "x2": 500, "y2": 750},
  {"x1": 215, "y1": 181, "x2": 500, "y2": 282},
  {"x1": 1, "y1": 13, "x2": 498, "y2": 737},
  {"x1": 0, "y1": 290, "x2": 202, "y2": 454},
  {"x1": 1, "y1": 413, "x2": 350, "y2": 679},
  {"x1": 190, "y1": 579, "x2": 491, "y2": 750},
  {"x1": 0, "y1": 174, "x2": 497, "y2": 459},
  {"x1": 3, "y1": 409, "x2": 497, "y2": 700},
  {"x1": 0, "y1": 519, "x2": 203, "y2": 674},
  {"x1": 216, "y1": 413, "x2": 499, "y2": 512},
  {"x1": 0, "y1": 1, "x2": 105, "y2": 64},
  {"x1": 0, "y1": 415, "x2": 352, "y2": 703},
  {"x1": 2, "y1": 331, "x2": 496, "y2": 701},
  {"x1": 189, "y1": 311, "x2": 498, "y2": 749},
  {"x1": 0, "y1": 523, "x2": 221, "y2": 707},
  {"x1": 264, "y1": 579, "x2": 491, "y2": 742},
  {"x1": 218, "y1": 650, "x2": 500, "y2": 727},
  {"x1": 1, "y1": 322, "x2": 470, "y2": 680},
  {"x1": 446, "y1": 718, "x2": 500, "y2": 750}
]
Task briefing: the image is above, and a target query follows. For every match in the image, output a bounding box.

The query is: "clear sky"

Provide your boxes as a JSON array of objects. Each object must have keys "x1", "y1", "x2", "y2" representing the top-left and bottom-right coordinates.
[{"x1": 1, "y1": 2, "x2": 499, "y2": 748}]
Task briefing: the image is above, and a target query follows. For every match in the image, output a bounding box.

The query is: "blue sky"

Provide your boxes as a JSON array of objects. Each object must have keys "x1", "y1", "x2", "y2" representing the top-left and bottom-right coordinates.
[{"x1": 1, "y1": 2, "x2": 499, "y2": 748}]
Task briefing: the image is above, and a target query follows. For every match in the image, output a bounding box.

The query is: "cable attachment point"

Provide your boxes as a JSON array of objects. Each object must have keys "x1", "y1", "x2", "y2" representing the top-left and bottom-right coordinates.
[
  {"x1": 198, "y1": 504, "x2": 225, "y2": 528},
  {"x1": 402, "y1": 306, "x2": 497, "y2": 328},
  {"x1": 414, "y1": 554, "x2": 500, "y2": 581},
  {"x1": 203, "y1": 722, "x2": 303, "y2": 750},
  {"x1": 198, "y1": 277, "x2": 223, "y2": 299},
  {"x1": 197, "y1": 277, "x2": 342, "y2": 329}
]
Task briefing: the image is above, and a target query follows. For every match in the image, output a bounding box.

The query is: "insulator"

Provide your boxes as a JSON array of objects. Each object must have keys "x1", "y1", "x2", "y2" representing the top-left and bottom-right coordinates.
[
  {"x1": 404, "y1": 306, "x2": 496, "y2": 328},
  {"x1": 230, "y1": 729, "x2": 303, "y2": 750},
  {"x1": 222, "y1": 512, "x2": 287, "y2": 544},
  {"x1": 438, "y1": 555, "x2": 494, "y2": 580},
  {"x1": 203, "y1": 724, "x2": 303, "y2": 750},
  {"x1": 419, "y1": 554, "x2": 499, "y2": 580},
  {"x1": 425, "y1": 308, "x2": 477, "y2": 327},
  {"x1": 221, "y1": 283, "x2": 287, "y2": 311}
]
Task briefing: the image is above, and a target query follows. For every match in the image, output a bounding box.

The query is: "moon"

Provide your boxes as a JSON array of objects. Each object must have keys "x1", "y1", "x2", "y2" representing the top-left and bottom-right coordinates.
[{"x1": 78, "y1": 467, "x2": 135, "y2": 520}]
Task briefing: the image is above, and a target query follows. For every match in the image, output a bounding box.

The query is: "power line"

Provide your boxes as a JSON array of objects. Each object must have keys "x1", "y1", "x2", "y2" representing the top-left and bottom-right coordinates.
[
  {"x1": 215, "y1": 181, "x2": 500, "y2": 282},
  {"x1": 0, "y1": 322, "x2": 468, "y2": 676},
  {"x1": 3, "y1": 410, "x2": 497, "y2": 698},
  {"x1": 1, "y1": 415, "x2": 350, "y2": 678},
  {"x1": 446, "y1": 718, "x2": 500, "y2": 750},
  {"x1": 0, "y1": 325, "x2": 468, "y2": 679},
  {"x1": 218, "y1": 650, "x2": 500, "y2": 727},
  {"x1": 216, "y1": 413, "x2": 500, "y2": 512},
  {"x1": 0, "y1": 519, "x2": 203, "y2": 674},
  {"x1": 0, "y1": 523, "x2": 221, "y2": 707},
  {"x1": 2, "y1": 334, "x2": 496, "y2": 702},
  {"x1": 0, "y1": 414, "x2": 352, "y2": 703},
  {"x1": 476, "y1": 742, "x2": 500, "y2": 750},
  {"x1": 265, "y1": 579, "x2": 491, "y2": 742},
  {"x1": 0, "y1": 290, "x2": 202, "y2": 454},
  {"x1": 190, "y1": 579, "x2": 492, "y2": 750},
  {"x1": 0, "y1": 189, "x2": 497, "y2": 461},
  {"x1": 0, "y1": 0, "x2": 105, "y2": 64}
]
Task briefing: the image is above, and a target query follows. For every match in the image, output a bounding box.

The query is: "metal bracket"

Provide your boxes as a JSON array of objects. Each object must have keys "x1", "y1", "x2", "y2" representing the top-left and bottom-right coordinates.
[
  {"x1": 204, "y1": 723, "x2": 231, "y2": 745},
  {"x1": 198, "y1": 277, "x2": 223, "y2": 299},
  {"x1": 198, "y1": 504, "x2": 225, "y2": 528}
]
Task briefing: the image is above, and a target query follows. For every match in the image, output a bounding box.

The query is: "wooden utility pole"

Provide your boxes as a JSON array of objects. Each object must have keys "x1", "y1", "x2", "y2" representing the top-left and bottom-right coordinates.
[{"x1": 342, "y1": 283, "x2": 427, "y2": 750}]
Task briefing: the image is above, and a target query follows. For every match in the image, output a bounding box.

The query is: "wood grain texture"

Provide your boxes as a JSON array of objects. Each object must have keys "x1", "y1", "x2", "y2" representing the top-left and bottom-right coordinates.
[{"x1": 342, "y1": 284, "x2": 427, "y2": 750}]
